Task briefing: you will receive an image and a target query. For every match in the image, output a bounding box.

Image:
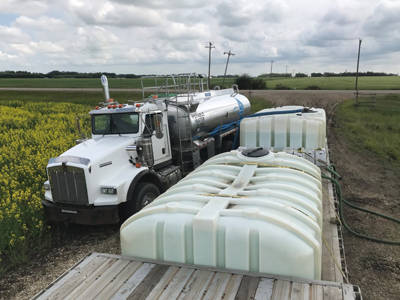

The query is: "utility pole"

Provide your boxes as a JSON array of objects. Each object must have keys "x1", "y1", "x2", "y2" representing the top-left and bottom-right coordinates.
[
  {"x1": 355, "y1": 38, "x2": 362, "y2": 105},
  {"x1": 223, "y1": 50, "x2": 235, "y2": 87},
  {"x1": 270, "y1": 60, "x2": 274, "y2": 76},
  {"x1": 205, "y1": 42, "x2": 215, "y2": 88},
  {"x1": 285, "y1": 65, "x2": 288, "y2": 75}
]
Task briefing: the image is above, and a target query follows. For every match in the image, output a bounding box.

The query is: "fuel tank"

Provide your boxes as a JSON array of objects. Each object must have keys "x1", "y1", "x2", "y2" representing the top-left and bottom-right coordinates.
[{"x1": 167, "y1": 88, "x2": 250, "y2": 142}]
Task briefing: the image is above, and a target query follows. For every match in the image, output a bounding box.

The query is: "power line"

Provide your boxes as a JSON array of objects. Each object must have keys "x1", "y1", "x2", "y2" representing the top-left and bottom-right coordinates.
[
  {"x1": 355, "y1": 38, "x2": 362, "y2": 105},
  {"x1": 223, "y1": 50, "x2": 235, "y2": 87}
]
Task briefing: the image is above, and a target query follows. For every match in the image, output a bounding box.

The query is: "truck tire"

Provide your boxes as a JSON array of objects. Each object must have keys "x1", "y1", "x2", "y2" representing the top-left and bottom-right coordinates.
[
  {"x1": 120, "y1": 182, "x2": 160, "y2": 222},
  {"x1": 135, "y1": 182, "x2": 160, "y2": 211}
]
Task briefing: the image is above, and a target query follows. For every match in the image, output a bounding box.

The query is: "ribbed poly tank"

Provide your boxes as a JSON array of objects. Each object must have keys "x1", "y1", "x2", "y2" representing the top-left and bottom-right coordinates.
[
  {"x1": 240, "y1": 106, "x2": 326, "y2": 150},
  {"x1": 120, "y1": 148, "x2": 323, "y2": 280}
]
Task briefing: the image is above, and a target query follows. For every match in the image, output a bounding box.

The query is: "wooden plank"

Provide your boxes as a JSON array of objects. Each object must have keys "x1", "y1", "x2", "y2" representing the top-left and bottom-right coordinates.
[
  {"x1": 158, "y1": 268, "x2": 195, "y2": 300},
  {"x1": 37, "y1": 253, "x2": 106, "y2": 300},
  {"x1": 323, "y1": 286, "x2": 342, "y2": 300},
  {"x1": 177, "y1": 270, "x2": 215, "y2": 300},
  {"x1": 89, "y1": 261, "x2": 142, "y2": 299},
  {"x1": 327, "y1": 181, "x2": 344, "y2": 283},
  {"x1": 223, "y1": 274, "x2": 243, "y2": 300},
  {"x1": 63, "y1": 258, "x2": 118, "y2": 300},
  {"x1": 110, "y1": 263, "x2": 154, "y2": 300},
  {"x1": 141, "y1": 266, "x2": 179, "y2": 299},
  {"x1": 235, "y1": 276, "x2": 260, "y2": 300},
  {"x1": 290, "y1": 282, "x2": 310, "y2": 300},
  {"x1": 341, "y1": 284, "x2": 356, "y2": 300},
  {"x1": 311, "y1": 284, "x2": 323, "y2": 300},
  {"x1": 271, "y1": 280, "x2": 291, "y2": 300},
  {"x1": 124, "y1": 264, "x2": 169, "y2": 300},
  {"x1": 78, "y1": 259, "x2": 131, "y2": 299},
  {"x1": 202, "y1": 272, "x2": 231, "y2": 300},
  {"x1": 321, "y1": 181, "x2": 336, "y2": 282},
  {"x1": 254, "y1": 278, "x2": 274, "y2": 300}
]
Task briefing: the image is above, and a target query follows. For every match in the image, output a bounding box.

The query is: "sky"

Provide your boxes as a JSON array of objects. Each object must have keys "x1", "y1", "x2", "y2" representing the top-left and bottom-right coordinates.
[{"x1": 0, "y1": 0, "x2": 399, "y2": 76}]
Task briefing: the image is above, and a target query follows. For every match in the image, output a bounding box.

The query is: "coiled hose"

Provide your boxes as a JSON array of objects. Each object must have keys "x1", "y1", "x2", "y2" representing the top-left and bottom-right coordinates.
[{"x1": 323, "y1": 164, "x2": 400, "y2": 245}]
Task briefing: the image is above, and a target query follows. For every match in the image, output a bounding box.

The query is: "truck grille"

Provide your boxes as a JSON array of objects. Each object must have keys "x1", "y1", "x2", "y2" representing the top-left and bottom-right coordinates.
[{"x1": 48, "y1": 165, "x2": 89, "y2": 205}]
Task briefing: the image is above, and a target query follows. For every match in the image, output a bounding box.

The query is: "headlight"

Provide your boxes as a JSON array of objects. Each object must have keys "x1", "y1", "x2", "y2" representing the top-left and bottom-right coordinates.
[
  {"x1": 100, "y1": 187, "x2": 117, "y2": 195},
  {"x1": 44, "y1": 182, "x2": 51, "y2": 191}
]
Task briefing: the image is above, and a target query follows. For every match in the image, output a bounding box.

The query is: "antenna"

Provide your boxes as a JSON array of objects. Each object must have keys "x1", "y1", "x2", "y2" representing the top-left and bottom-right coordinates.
[
  {"x1": 205, "y1": 42, "x2": 215, "y2": 89},
  {"x1": 223, "y1": 50, "x2": 235, "y2": 87},
  {"x1": 101, "y1": 74, "x2": 110, "y2": 101}
]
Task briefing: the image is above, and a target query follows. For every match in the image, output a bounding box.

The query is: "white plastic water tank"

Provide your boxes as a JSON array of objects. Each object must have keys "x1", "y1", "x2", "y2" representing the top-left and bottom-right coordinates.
[
  {"x1": 240, "y1": 106, "x2": 326, "y2": 150},
  {"x1": 121, "y1": 148, "x2": 322, "y2": 280}
]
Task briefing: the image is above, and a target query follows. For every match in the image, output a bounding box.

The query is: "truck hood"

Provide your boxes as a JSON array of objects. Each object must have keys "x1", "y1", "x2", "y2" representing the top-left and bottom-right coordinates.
[{"x1": 61, "y1": 136, "x2": 134, "y2": 165}]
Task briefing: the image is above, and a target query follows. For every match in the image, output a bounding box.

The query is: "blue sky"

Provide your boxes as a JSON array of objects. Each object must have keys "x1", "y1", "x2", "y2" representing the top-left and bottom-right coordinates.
[{"x1": 0, "y1": 0, "x2": 399, "y2": 75}]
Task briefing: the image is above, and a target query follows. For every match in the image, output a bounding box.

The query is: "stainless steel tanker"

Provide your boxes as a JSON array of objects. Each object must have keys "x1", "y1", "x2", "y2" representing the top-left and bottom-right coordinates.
[{"x1": 166, "y1": 88, "x2": 251, "y2": 143}]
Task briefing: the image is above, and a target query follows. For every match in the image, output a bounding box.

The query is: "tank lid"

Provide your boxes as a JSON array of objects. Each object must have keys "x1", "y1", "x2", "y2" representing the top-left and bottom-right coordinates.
[{"x1": 241, "y1": 147, "x2": 269, "y2": 157}]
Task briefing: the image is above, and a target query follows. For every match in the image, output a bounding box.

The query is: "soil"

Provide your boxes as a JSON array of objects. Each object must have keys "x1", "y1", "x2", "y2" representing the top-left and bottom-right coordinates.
[{"x1": 0, "y1": 90, "x2": 399, "y2": 299}]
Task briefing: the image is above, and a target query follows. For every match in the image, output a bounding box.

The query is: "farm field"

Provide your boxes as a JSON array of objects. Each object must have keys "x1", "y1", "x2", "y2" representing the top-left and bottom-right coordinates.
[
  {"x1": 0, "y1": 76, "x2": 400, "y2": 90},
  {"x1": 0, "y1": 77, "x2": 236, "y2": 89},
  {"x1": 265, "y1": 75, "x2": 400, "y2": 90},
  {"x1": 0, "y1": 90, "x2": 399, "y2": 299}
]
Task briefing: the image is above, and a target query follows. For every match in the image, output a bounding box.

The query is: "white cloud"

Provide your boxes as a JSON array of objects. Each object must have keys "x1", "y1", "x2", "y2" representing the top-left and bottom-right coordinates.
[
  {"x1": 68, "y1": 0, "x2": 162, "y2": 27},
  {"x1": 14, "y1": 16, "x2": 65, "y2": 29},
  {"x1": 0, "y1": 25, "x2": 29, "y2": 42},
  {"x1": 0, "y1": 0, "x2": 399, "y2": 74},
  {"x1": 0, "y1": 0, "x2": 49, "y2": 16}
]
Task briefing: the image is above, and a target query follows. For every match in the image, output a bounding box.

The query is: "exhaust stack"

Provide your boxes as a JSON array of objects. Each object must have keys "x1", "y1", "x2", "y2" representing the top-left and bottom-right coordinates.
[{"x1": 101, "y1": 75, "x2": 110, "y2": 101}]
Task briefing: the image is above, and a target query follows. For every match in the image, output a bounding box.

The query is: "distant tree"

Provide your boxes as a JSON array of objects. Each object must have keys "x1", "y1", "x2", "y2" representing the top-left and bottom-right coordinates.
[
  {"x1": 295, "y1": 73, "x2": 308, "y2": 78},
  {"x1": 235, "y1": 74, "x2": 252, "y2": 89},
  {"x1": 235, "y1": 74, "x2": 266, "y2": 89},
  {"x1": 311, "y1": 73, "x2": 323, "y2": 77}
]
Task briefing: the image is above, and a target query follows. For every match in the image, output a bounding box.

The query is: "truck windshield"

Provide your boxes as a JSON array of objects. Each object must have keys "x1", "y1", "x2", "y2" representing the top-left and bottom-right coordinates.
[{"x1": 92, "y1": 113, "x2": 139, "y2": 134}]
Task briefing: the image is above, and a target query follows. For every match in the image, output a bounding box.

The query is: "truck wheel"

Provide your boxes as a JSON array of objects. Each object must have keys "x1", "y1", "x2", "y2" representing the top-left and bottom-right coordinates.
[
  {"x1": 135, "y1": 182, "x2": 160, "y2": 211},
  {"x1": 120, "y1": 182, "x2": 160, "y2": 222}
]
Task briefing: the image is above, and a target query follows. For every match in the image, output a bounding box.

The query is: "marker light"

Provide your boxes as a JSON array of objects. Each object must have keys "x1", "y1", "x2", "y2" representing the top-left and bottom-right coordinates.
[
  {"x1": 136, "y1": 103, "x2": 141, "y2": 107},
  {"x1": 135, "y1": 162, "x2": 142, "y2": 168},
  {"x1": 100, "y1": 187, "x2": 117, "y2": 195}
]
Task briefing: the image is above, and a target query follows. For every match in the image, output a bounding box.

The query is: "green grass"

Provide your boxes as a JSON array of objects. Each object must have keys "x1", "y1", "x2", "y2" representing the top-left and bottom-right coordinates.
[
  {"x1": 336, "y1": 94, "x2": 400, "y2": 167},
  {"x1": 0, "y1": 77, "x2": 237, "y2": 89},
  {"x1": 249, "y1": 96, "x2": 272, "y2": 113},
  {"x1": 265, "y1": 76, "x2": 400, "y2": 90},
  {"x1": 1, "y1": 76, "x2": 399, "y2": 90}
]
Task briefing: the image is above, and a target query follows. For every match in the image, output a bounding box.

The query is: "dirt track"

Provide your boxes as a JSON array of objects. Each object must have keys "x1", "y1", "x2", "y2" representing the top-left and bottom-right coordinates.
[{"x1": 0, "y1": 90, "x2": 399, "y2": 299}]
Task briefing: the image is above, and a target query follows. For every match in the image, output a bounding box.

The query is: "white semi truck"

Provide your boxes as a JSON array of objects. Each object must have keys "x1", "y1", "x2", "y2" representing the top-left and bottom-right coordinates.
[{"x1": 42, "y1": 74, "x2": 251, "y2": 224}]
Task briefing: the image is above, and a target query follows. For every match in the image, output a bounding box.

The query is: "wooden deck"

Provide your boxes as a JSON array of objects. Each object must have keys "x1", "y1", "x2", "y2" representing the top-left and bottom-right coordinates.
[
  {"x1": 34, "y1": 252, "x2": 361, "y2": 300},
  {"x1": 34, "y1": 148, "x2": 361, "y2": 300}
]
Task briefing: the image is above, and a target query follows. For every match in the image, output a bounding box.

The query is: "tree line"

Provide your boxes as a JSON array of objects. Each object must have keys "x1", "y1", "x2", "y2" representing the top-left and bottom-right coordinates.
[
  {"x1": 0, "y1": 70, "x2": 142, "y2": 79},
  {"x1": 0, "y1": 70, "x2": 397, "y2": 79},
  {"x1": 311, "y1": 71, "x2": 397, "y2": 77}
]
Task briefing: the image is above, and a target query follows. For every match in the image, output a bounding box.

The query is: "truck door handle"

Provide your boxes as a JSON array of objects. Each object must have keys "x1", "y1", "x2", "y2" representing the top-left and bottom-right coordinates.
[{"x1": 162, "y1": 148, "x2": 165, "y2": 154}]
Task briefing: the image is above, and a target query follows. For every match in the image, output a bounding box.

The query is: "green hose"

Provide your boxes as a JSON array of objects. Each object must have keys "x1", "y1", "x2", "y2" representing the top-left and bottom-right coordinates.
[{"x1": 323, "y1": 164, "x2": 400, "y2": 245}]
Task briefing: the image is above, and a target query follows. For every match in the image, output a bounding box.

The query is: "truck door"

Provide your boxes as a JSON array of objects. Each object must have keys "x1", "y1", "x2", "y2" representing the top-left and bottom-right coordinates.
[{"x1": 144, "y1": 113, "x2": 170, "y2": 165}]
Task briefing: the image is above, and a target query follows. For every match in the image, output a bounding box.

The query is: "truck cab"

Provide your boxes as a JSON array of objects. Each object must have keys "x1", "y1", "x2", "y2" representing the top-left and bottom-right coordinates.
[{"x1": 42, "y1": 99, "x2": 178, "y2": 225}]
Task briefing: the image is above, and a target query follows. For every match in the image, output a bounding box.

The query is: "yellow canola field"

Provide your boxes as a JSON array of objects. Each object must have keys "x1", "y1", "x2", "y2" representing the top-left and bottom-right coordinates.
[{"x1": 0, "y1": 101, "x2": 90, "y2": 269}]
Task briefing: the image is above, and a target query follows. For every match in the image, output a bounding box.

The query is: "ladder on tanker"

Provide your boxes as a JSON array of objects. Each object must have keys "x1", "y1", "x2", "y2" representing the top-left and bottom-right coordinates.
[{"x1": 140, "y1": 74, "x2": 207, "y2": 174}]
